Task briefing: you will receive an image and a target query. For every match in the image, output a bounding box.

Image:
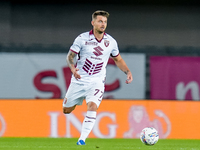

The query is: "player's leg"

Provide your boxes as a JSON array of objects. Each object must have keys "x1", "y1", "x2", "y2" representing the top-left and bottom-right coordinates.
[
  {"x1": 77, "y1": 102, "x2": 97, "y2": 145},
  {"x1": 77, "y1": 82, "x2": 104, "y2": 145},
  {"x1": 63, "y1": 105, "x2": 76, "y2": 114},
  {"x1": 63, "y1": 83, "x2": 85, "y2": 114},
  {"x1": 87, "y1": 101, "x2": 98, "y2": 111}
]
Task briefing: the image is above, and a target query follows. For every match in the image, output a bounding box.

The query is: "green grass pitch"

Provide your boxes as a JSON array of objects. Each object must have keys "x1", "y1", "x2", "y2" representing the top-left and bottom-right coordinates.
[{"x1": 0, "y1": 138, "x2": 200, "y2": 150}]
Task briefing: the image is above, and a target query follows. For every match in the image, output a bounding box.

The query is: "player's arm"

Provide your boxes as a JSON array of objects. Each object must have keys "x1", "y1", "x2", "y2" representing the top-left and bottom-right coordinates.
[
  {"x1": 112, "y1": 54, "x2": 133, "y2": 84},
  {"x1": 66, "y1": 50, "x2": 81, "y2": 80}
]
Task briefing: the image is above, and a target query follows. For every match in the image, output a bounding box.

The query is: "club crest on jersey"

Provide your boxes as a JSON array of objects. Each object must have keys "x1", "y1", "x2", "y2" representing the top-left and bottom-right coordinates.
[{"x1": 104, "y1": 40, "x2": 110, "y2": 47}]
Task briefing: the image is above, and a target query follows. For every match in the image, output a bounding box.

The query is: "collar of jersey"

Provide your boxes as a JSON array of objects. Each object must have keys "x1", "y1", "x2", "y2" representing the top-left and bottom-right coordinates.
[{"x1": 89, "y1": 30, "x2": 108, "y2": 43}]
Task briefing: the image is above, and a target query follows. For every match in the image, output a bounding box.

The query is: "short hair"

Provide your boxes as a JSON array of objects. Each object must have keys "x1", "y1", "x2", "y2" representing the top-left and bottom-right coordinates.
[{"x1": 92, "y1": 10, "x2": 109, "y2": 20}]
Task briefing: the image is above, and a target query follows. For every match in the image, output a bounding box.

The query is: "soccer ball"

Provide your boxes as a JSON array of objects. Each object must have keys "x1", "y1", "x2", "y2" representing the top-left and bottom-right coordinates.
[{"x1": 140, "y1": 127, "x2": 159, "y2": 146}]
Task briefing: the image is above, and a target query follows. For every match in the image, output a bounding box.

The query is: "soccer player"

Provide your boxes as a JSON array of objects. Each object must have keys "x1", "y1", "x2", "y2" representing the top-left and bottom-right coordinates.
[{"x1": 63, "y1": 10, "x2": 133, "y2": 145}]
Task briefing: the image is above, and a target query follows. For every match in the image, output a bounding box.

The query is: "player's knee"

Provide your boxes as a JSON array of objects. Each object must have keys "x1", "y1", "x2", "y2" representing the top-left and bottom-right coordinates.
[
  {"x1": 87, "y1": 102, "x2": 98, "y2": 111},
  {"x1": 63, "y1": 106, "x2": 75, "y2": 114},
  {"x1": 63, "y1": 109, "x2": 70, "y2": 114},
  {"x1": 63, "y1": 108, "x2": 72, "y2": 114}
]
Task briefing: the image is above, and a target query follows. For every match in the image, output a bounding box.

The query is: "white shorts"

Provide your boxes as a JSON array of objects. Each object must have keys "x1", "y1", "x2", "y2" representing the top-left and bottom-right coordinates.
[{"x1": 63, "y1": 81, "x2": 105, "y2": 108}]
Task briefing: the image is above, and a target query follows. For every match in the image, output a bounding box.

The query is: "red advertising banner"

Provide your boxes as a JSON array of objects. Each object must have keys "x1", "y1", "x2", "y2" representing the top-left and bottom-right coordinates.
[
  {"x1": 0, "y1": 53, "x2": 145, "y2": 99},
  {"x1": 150, "y1": 56, "x2": 200, "y2": 100},
  {"x1": 0, "y1": 99, "x2": 200, "y2": 139}
]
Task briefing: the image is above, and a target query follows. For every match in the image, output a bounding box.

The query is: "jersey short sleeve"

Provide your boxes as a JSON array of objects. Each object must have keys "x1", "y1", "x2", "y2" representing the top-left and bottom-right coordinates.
[
  {"x1": 110, "y1": 39, "x2": 120, "y2": 57},
  {"x1": 70, "y1": 35, "x2": 82, "y2": 54}
]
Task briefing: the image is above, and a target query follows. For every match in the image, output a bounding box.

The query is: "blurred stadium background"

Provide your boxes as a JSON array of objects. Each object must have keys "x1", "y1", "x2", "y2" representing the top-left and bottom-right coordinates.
[{"x1": 0, "y1": 0, "x2": 200, "y2": 140}]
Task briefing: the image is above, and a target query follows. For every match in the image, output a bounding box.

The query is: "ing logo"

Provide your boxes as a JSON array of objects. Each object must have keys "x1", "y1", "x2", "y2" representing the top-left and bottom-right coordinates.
[{"x1": 0, "y1": 113, "x2": 6, "y2": 137}]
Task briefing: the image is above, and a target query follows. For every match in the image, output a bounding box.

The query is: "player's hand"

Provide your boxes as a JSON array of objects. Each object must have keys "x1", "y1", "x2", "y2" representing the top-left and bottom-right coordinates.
[
  {"x1": 71, "y1": 68, "x2": 81, "y2": 80},
  {"x1": 126, "y1": 72, "x2": 133, "y2": 84}
]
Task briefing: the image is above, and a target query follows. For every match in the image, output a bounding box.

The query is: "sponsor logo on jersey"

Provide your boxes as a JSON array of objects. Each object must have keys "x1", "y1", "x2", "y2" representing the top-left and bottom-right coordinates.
[
  {"x1": 93, "y1": 46, "x2": 103, "y2": 57},
  {"x1": 85, "y1": 41, "x2": 98, "y2": 46},
  {"x1": 91, "y1": 56, "x2": 102, "y2": 60}
]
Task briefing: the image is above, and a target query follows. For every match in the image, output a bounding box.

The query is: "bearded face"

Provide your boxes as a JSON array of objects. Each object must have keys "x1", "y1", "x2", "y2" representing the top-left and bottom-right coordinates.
[{"x1": 92, "y1": 15, "x2": 107, "y2": 34}]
